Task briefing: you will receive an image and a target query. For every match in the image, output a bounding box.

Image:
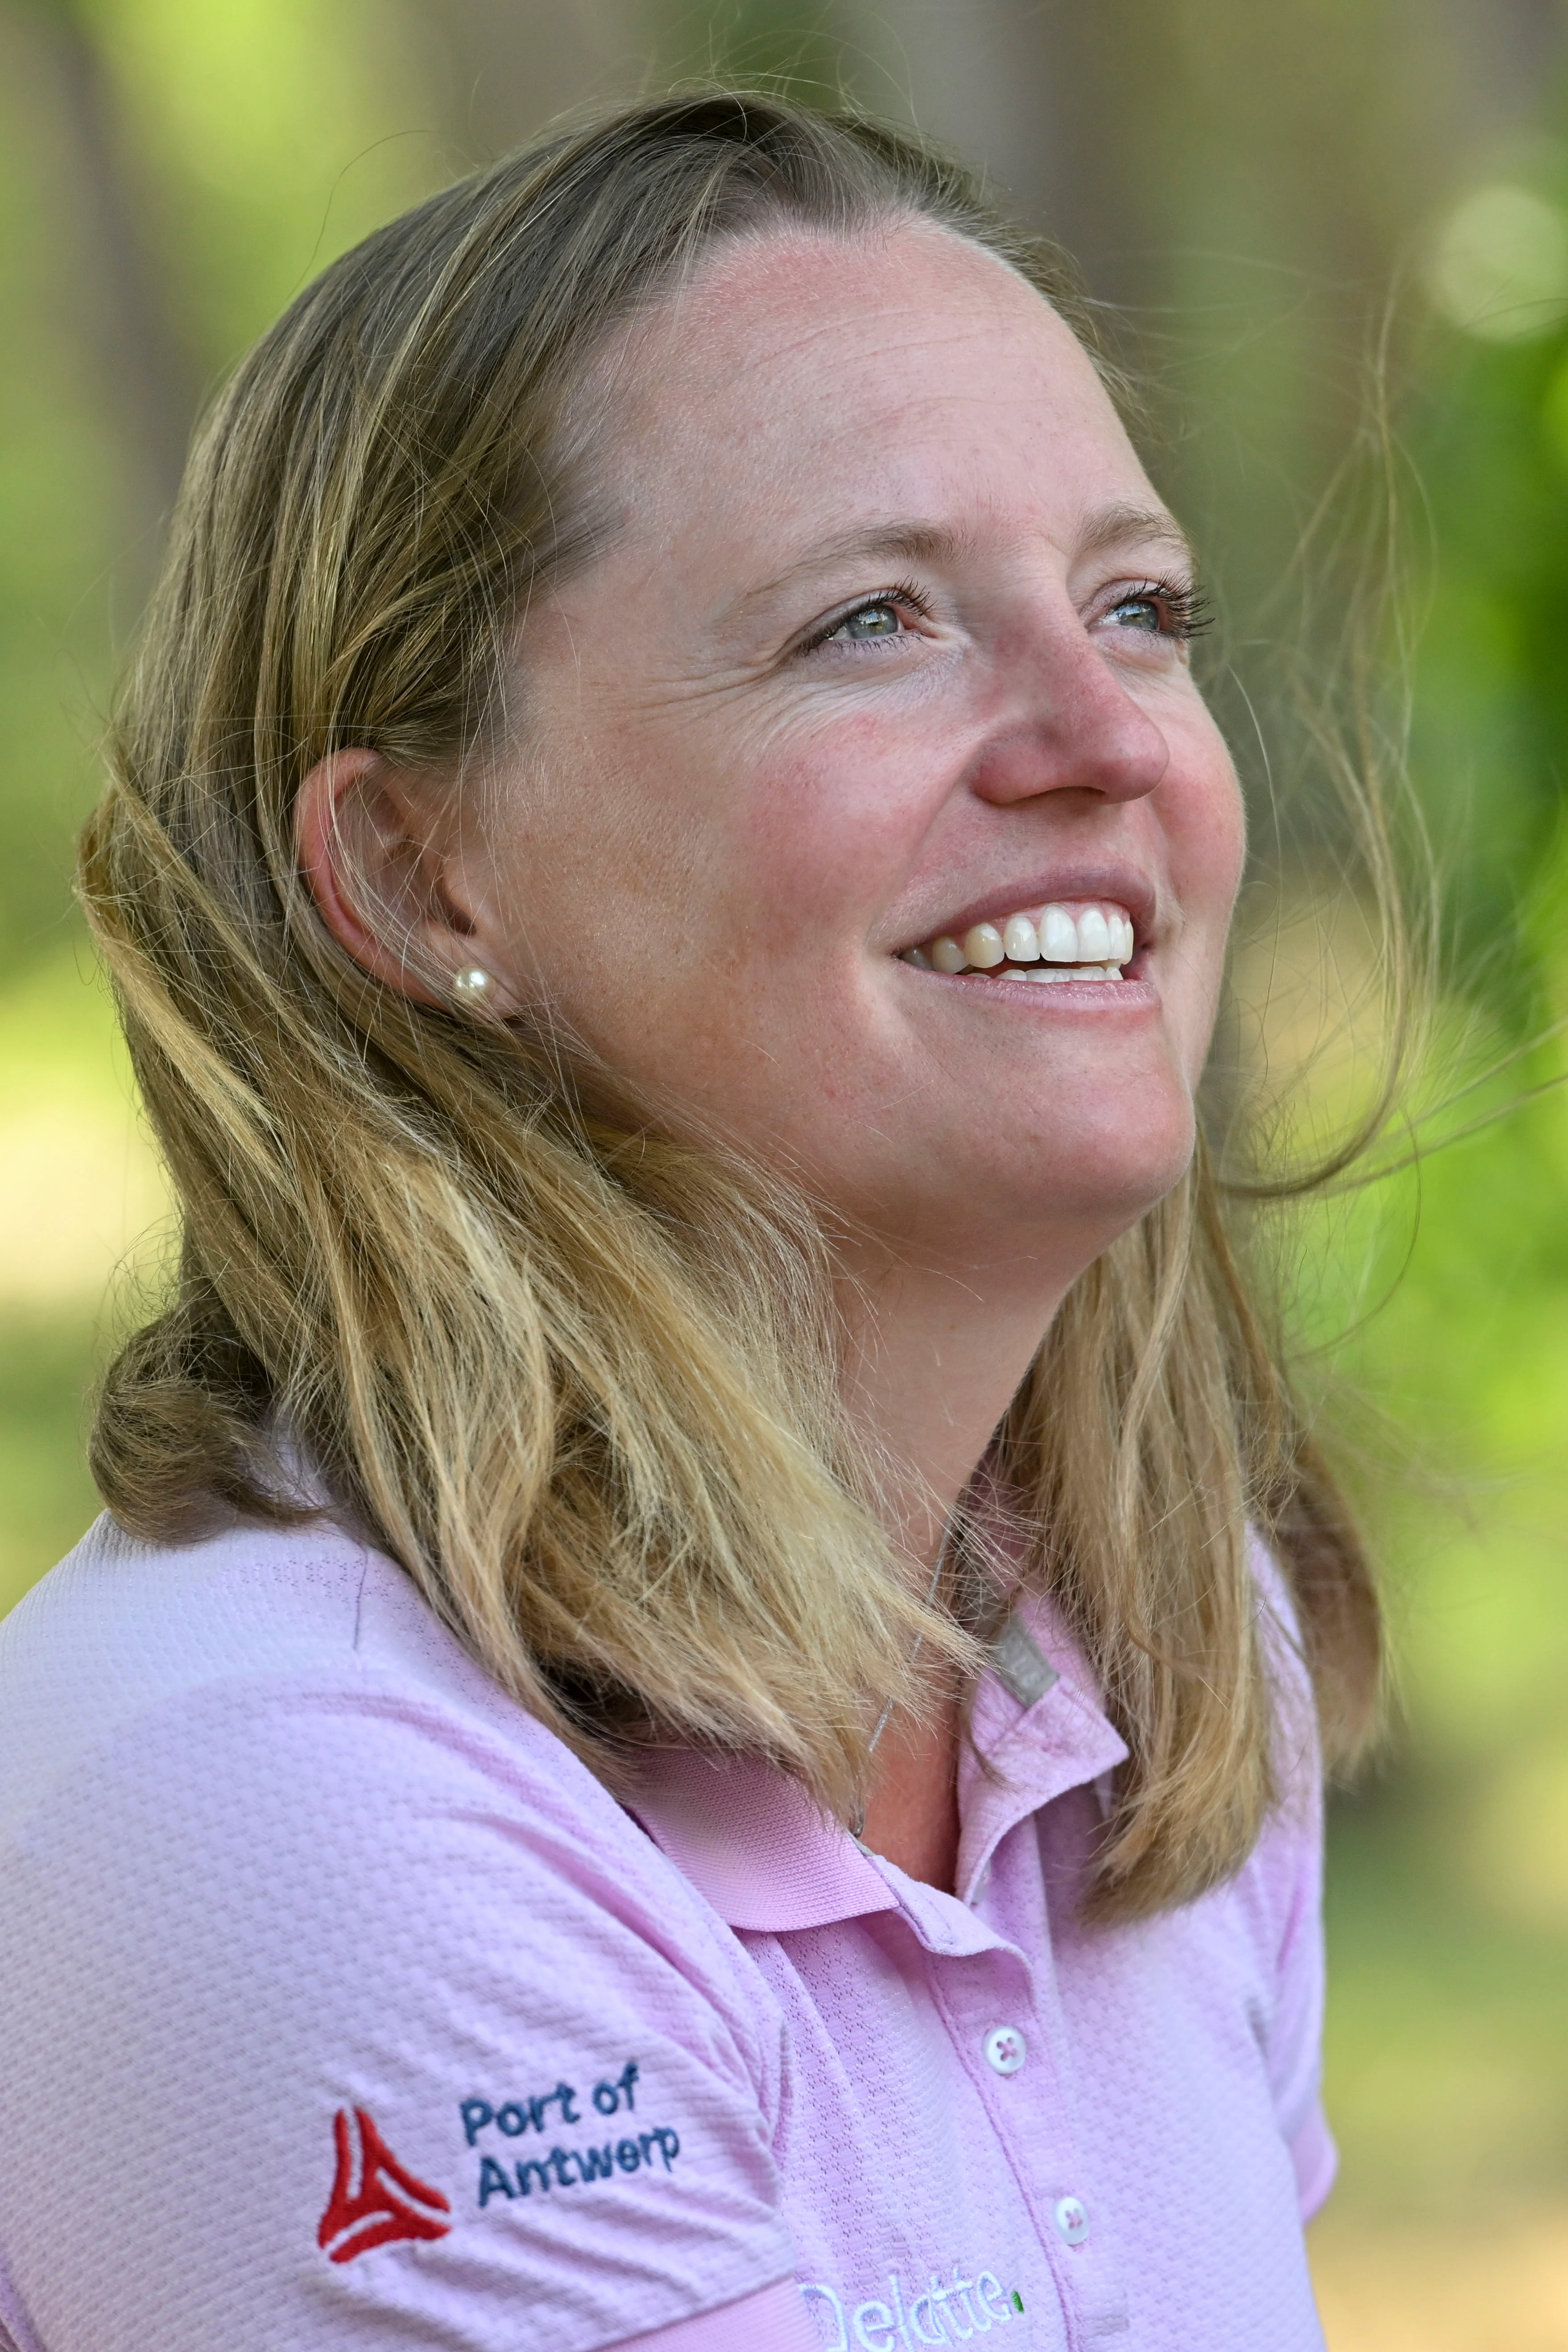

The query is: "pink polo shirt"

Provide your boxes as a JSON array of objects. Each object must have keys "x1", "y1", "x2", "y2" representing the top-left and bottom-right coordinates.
[{"x1": 0, "y1": 1509, "x2": 1333, "y2": 2352}]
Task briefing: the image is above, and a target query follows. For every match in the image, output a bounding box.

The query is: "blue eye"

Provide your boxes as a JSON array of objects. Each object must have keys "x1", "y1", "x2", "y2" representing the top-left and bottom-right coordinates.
[
  {"x1": 1102, "y1": 579, "x2": 1211, "y2": 643},
  {"x1": 836, "y1": 601, "x2": 903, "y2": 640},
  {"x1": 1108, "y1": 595, "x2": 1164, "y2": 633},
  {"x1": 802, "y1": 582, "x2": 933, "y2": 656}
]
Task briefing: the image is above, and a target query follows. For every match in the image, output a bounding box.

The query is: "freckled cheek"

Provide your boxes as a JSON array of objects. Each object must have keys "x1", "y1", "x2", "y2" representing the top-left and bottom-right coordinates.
[
  {"x1": 1154, "y1": 751, "x2": 1245, "y2": 1060},
  {"x1": 1214, "y1": 772, "x2": 1248, "y2": 901},
  {"x1": 1165, "y1": 738, "x2": 1245, "y2": 914},
  {"x1": 735, "y1": 734, "x2": 917, "y2": 942}
]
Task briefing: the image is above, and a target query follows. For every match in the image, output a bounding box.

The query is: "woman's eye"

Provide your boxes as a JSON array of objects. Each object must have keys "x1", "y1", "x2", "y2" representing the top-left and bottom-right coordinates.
[
  {"x1": 1099, "y1": 580, "x2": 1209, "y2": 645},
  {"x1": 802, "y1": 589, "x2": 931, "y2": 656},
  {"x1": 1106, "y1": 594, "x2": 1165, "y2": 634},
  {"x1": 834, "y1": 600, "x2": 905, "y2": 641}
]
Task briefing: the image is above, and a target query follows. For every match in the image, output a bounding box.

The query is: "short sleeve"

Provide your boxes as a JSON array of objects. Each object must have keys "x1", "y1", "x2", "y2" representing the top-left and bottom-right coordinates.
[
  {"x1": 1249, "y1": 1534, "x2": 1338, "y2": 2221},
  {"x1": 1263, "y1": 1786, "x2": 1337, "y2": 2220},
  {"x1": 0, "y1": 1673, "x2": 800, "y2": 2352}
]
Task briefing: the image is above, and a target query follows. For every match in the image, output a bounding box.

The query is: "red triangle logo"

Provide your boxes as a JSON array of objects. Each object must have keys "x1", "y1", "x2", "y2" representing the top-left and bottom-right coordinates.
[{"x1": 317, "y1": 2107, "x2": 452, "y2": 2264}]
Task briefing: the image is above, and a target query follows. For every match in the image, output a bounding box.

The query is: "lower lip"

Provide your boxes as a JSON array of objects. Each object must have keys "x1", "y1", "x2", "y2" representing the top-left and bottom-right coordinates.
[{"x1": 903, "y1": 961, "x2": 1158, "y2": 1009}]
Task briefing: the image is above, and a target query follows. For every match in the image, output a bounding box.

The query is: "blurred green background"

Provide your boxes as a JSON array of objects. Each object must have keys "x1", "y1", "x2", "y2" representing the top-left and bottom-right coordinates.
[{"x1": 1, "y1": 3, "x2": 1566, "y2": 2342}]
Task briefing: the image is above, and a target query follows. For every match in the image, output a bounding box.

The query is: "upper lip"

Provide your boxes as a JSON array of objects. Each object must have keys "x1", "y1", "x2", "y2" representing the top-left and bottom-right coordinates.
[{"x1": 895, "y1": 863, "x2": 1158, "y2": 952}]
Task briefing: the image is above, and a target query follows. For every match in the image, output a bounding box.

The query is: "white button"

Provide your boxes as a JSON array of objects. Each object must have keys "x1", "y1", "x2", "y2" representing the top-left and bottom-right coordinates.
[
  {"x1": 982, "y1": 2025, "x2": 1026, "y2": 2075},
  {"x1": 1054, "y1": 2194, "x2": 1089, "y2": 2245}
]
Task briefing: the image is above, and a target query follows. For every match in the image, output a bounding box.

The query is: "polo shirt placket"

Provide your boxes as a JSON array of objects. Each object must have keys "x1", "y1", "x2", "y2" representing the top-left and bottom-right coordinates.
[{"x1": 635, "y1": 1603, "x2": 1139, "y2": 2350}]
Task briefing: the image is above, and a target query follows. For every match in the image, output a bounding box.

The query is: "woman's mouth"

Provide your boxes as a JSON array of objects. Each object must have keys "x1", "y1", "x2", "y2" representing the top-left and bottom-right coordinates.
[{"x1": 899, "y1": 899, "x2": 1138, "y2": 984}]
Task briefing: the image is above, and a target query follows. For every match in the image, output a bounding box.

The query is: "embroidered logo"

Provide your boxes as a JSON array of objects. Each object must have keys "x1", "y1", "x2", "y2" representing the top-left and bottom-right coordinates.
[
  {"x1": 800, "y1": 2262, "x2": 1026, "y2": 2345},
  {"x1": 318, "y1": 2107, "x2": 452, "y2": 2264}
]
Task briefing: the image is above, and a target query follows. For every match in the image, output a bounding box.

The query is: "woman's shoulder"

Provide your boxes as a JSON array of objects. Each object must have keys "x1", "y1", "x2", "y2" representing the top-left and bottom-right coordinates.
[
  {"x1": 4, "y1": 1510, "x2": 420, "y2": 1761},
  {"x1": 0, "y1": 1509, "x2": 673, "y2": 1898},
  {"x1": 3, "y1": 1506, "x2": 375, "y2": 1699},
  {"x1": 0, "y1": 1517, "x2": 798, "y2": 2351},
  {"x1": 0, "y1": 1507, "x2": 778, "y2": 2087}
]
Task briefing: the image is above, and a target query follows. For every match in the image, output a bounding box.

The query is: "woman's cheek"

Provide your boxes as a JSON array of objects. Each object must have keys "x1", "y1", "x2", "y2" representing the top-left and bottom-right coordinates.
[{"x1": 1171, "y1": 742, "x2": 1245, "y2": 915}]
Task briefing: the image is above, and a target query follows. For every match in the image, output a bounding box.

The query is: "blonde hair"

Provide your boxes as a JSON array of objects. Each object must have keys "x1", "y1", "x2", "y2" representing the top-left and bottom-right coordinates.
[{"x1": 79, "y1": 90, "x2": 1380, "y2": 1922}]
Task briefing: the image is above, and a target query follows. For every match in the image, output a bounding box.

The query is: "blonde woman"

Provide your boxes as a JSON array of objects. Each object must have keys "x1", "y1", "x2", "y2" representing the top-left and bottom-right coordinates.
[{"x1": 0, "y1": 94, "x2": 1378, "y2": 2352}]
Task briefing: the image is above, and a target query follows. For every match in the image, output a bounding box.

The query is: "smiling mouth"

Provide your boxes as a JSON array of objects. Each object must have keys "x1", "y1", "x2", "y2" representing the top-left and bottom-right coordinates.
[{"x1": 899, "y1": 899, "x2": 1138, "y2": 984}]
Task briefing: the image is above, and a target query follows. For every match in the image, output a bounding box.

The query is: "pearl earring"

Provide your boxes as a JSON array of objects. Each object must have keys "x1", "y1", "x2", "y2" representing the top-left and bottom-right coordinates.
[{"x1": 451, "y1": 965, "x2": 493, "y2": 1002}]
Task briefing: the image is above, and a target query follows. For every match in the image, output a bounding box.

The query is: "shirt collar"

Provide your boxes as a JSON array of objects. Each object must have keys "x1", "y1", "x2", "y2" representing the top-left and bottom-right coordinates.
[
  {"x1": 629, "y1": 1587, "x2": 1128, "y2": 1934},
  {"x1": 955, "y1": 1587, "x2": 1129, "y2": 1904},
  {"x1": 628, "y1": 1748, "x2": 898, "y2": 1932}
]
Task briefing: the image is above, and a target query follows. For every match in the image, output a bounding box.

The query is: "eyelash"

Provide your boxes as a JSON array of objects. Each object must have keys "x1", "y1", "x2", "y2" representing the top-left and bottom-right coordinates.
[
  {"x1": 800, "y1": 579, "x2": 935, "y2": 653},
  {"x1": 1105, "y1": 577, "x2": 1213, "y2": 642},
  {"x1": 798, "y1": 571, "x2": 1213, "y2": 657}
]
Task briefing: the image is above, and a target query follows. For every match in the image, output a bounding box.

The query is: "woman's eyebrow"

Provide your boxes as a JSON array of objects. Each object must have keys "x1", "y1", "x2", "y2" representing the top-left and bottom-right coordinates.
[
  {"x1": 1076, "y1": 500, "x2": 1196, "y2": 571},
  {"x1": 720, "y1": 504, "x2": 1192, "y2": 635},
  {"x1": 728, "y1": 503, "x2": 1191, "y2": 612},
  {"x1": 723, "y1": 521, "x2": 972, "y2": 624}
]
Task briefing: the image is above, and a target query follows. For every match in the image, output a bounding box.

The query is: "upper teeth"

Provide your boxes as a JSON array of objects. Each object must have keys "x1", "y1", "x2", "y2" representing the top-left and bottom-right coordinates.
[{"x1": 907, "y1": 902, "x2": 1137, "y2": 975}]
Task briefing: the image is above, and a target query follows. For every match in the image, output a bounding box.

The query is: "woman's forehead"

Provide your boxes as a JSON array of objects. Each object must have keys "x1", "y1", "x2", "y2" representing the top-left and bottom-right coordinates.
[
  {"x1": 613, "y1": 222, "x2": 1093, "y2": 423},
  {"x1": 589, "y1": 223, "x2": 1142, "y2": 552}
]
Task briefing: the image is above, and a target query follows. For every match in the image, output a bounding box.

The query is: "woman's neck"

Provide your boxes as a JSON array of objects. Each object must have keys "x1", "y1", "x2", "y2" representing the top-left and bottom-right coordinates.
[
  {"x1": 837, "y1": 1243, "x2": 1072, "y2": 1580},
  {"x1": 836, "y1": 1242, "x2": 1072, "y2": 1893},
  {"x1": 857, "y1": 1670, "x2": 964, "y2": 1892}
]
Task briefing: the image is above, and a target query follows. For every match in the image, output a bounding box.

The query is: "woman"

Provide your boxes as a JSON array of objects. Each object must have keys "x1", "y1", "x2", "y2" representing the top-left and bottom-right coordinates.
[{"x1": 0, "y1": 92, "x2": 1378, "y2": 2351}]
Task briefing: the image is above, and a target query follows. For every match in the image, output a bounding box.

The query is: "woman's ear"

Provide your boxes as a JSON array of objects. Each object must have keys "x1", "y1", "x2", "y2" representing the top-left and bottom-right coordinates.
[{"x1": 294, "y1": 750, "x2": 516, "y2": 1012}]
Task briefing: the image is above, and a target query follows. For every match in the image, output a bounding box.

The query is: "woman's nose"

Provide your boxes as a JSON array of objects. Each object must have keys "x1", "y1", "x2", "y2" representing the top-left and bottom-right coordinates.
[{"x1": 964, "y1": 621, "x2": 1172, "y2": 809}]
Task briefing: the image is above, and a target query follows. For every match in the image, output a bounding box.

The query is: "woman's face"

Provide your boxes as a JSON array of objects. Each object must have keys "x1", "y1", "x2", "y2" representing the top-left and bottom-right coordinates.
[{"x1": 477, "y1": 223, "x2": 1245, "y2": 1273}]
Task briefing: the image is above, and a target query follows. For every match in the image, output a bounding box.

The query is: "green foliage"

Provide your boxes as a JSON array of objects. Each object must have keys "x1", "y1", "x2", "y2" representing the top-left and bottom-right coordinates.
[
  {"x1": 0, "y1": 1308, "x2": 102, "y2": 1619},
  {"x1": 0, "y1": 33, "x2": 126, "y2": 973},
  {"x1": 1410, "y1": 273, "x2": 1568, "y2": 1006},
  {"x1": 84, "y1": 0, "x2": 441, "y2": 369}
]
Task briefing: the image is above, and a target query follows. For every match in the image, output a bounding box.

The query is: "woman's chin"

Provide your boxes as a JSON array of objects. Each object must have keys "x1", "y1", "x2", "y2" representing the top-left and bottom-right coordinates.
[
  {"x1": 842, "y1": 1133, "x2": 1196, "y2": 1274},
  {"x1": 947, "y1": 1090, "x2": 1194, "y2": 1220}
]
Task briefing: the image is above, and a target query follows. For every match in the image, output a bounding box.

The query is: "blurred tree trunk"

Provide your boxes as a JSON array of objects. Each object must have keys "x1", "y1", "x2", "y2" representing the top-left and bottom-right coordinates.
[
  {"x1": 415, "y1": 0, "x2": 645, "y2": 161},
  {"x1": 14, "y1": 0, "x2": 204, "y2": 595},
  {"x1": 852, "y1": 0, "x2": 1180, "y2": 316}
]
